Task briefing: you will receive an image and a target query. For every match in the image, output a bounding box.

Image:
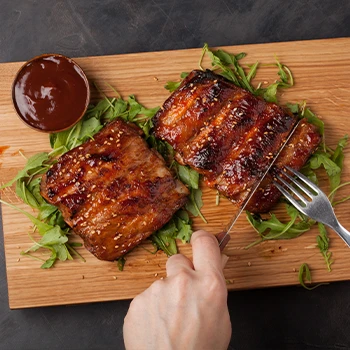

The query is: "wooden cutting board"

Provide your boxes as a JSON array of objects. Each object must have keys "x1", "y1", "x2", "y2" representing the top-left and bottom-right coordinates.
[{"x1": 1, "y1": 38, "x2": 350, "y2": 309}]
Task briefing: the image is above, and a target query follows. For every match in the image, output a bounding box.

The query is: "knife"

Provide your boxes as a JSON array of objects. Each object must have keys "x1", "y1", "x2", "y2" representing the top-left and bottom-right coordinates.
[{"x1": 216, "y1": 119, "x2": 302, "y2": 250}]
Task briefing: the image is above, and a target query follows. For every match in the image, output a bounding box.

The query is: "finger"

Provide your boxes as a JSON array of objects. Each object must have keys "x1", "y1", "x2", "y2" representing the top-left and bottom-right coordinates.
[
  {"x1": 191, "y1": 230, "x2": 223, "y2": 273},
  {"x1": 166, "y1": 253, "x2": 194, "y2": 277}
]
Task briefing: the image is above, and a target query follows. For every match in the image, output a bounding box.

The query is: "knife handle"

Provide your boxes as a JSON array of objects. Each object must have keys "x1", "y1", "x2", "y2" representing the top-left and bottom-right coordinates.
[{"x1": 215, "y1": 231, "x2": 231, "y2": 251}]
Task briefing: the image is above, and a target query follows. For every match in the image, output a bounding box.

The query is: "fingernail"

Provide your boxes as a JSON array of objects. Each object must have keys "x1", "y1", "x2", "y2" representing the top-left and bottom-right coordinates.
[{"x1": 221, "y1": 254, "x2": 229, "y2": 268}]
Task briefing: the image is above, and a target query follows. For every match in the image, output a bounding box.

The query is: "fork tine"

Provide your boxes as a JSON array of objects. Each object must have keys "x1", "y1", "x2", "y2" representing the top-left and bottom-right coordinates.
[
  {"x1": 275, "y1": 174, "x2": 309, "y2": 205},
  {"x1": 285, "y1": 166, "x2": 319, "y2": 194},
  {"x1": 273, "y1": 181, "x2": 306, "y2": 213},
  {"x1": 283, "y1": 171, "x2": 314, "y2": 199}
]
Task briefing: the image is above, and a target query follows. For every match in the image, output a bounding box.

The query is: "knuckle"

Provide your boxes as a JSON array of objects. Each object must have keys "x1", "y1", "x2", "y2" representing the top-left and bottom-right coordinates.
[
  {"x1": 128, "y1": 294, "x2": 143, "y2": 311},
  {"x1": 173, "y1": 269, "x2": 193, "y2": 288},
  {"x1": 202, "y1": 273, "x2": 227, "y2": 301},
  {"x1": 166, "y1": 253, "x2": 188, "y2": 267},
  {"x1": 167, "y1": 254, "x2": 178, "y2": 263},
  {"x1": 149, "y1": 279, "x2": 164, "y2": 294}
]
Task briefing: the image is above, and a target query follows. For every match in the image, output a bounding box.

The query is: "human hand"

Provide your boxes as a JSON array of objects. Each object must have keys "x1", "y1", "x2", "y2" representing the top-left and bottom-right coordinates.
[{"x1": 123, "y1": 230, "x2": 231, "y2": 350}]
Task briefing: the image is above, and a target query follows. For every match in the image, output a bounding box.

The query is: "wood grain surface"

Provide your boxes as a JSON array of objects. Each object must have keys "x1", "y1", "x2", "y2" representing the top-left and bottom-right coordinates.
[{"x1": 1, "y1": 38, "x2": 350, "y2": 309}]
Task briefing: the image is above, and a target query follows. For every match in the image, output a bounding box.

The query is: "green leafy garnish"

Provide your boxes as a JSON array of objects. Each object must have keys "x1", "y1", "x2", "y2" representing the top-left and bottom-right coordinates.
[
  {"x1": 0, "y1": 198, "x2": 80, "y2": 269},
  {"x1": 150, "y1": 210, "x2": 193, "y2": 256},
  {"x1": 200, "y1": 43, "x2": 293, "y2": 102},
  {"x1": 185, "y1": 188, "x2": 207, "y2": 224},
  {"x1": 165, "y1": 72, "x2": 189, "y2": 92},
  {"x1": 173, "y1": 163, "x2": 207, "y2": 223},
  {"x1": 245, "y1": 206, "x2": 313, "y2": 249},
  {"x1": 316, "y1": 223, "x2": 333, "y2": 272},
  {"x1": 0, "y1": 152, "x2": 50, "y2": 189},
  {"x1": 329, "y1": 135, "x2": 348, "y2": 198},
  {"x1": 117, "y1": 257, "x2": 126, "y2": 271},
  {"x1": 257, "y1": 58, "x2": 293, "y2": 103},
  {"x1": 298, "y1": 263, "x2": 327, "y2": 290},
  {"x1": 177, "y1": 164, "x2": 199, "y2": 189}
]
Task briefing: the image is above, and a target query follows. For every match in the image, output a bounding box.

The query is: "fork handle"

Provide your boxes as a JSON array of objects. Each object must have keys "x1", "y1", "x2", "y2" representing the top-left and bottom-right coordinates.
[{"x1": 329, "y1": 222, "x2": 350, "y2": 248}]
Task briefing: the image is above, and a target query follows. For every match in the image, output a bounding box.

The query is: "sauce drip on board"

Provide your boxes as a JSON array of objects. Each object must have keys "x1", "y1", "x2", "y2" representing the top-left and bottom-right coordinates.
[
  {"x1": 0, "y1": 146, "x2": 9, "y2": 169},
  {"x1": 13, "y1": 55, "x2": 89, "y2": 132},
  {"x1": 0, "y1": 146, "x2": 9, "y2": 156}
]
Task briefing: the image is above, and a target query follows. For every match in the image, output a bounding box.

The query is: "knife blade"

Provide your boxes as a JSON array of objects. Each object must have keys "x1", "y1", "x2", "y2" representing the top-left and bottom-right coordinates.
[{"x1": 217, "y1": 119, "x2": 302, "y2": 249}]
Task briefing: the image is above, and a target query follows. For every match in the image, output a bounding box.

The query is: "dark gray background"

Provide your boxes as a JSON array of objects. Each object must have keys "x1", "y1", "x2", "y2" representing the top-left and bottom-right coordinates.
[{"x1": 1, "y1": 1, "x2": 350, "y2": 349}]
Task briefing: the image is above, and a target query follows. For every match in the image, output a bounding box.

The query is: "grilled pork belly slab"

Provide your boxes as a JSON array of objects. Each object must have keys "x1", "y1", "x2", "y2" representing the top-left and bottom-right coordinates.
[
  {"x1": 154, "y1": 69, "x2": 304, "y2": 209},
  {"x1": 40, "y1": 119, "x2": 189, "y2": 261}
]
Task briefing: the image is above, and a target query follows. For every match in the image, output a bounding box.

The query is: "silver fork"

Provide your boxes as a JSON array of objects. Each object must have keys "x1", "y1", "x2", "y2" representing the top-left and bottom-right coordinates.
[{"x1": 273, "y1": 166, "x2": 350, "y2": 247}]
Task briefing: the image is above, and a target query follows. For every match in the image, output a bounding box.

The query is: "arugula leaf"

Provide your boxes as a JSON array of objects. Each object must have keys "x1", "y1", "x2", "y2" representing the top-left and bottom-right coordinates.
[
  {"x1": 147, "y1": 136, "x2": 174, "y2": 164},
  {"x1": 286, "y1": 103, "x2": 299, "y2": 114},
  {"x1": 257, "y1": 61, "x2": 293, "y2": 103},
  {"x1": 185, "y1": 188, "x2": 207, "y2": 223},
  {"x1": 127, "y1": 95, "x2": 142, "y2": 119},
  {"x1": 329, "y1": 135, "x2": 348, "y2": 195},
  {"x1": 16, "y1": 179, "x2": 40, "y2": 209},
  {"x1": 49, "y1": 117, "x2": 103, "y2": 156},
  {"x1": 245, "y1": 207, "x2": 313, "y2": 249},
  {"x1": 317, "y1": 223, "x2": 333, "y2": 272},
  {"x1": 309, "y1": 150, "x2": 341, "y2": 178},
  {"x1": 177, "y1": 164, "x2": 199, "y2": 189},
  {"x1": 0, "y1": 198, "x2": 77, "y2": 269},
  {"x1": 201, "y1": 43, "x2": 293, "y2": 105},
  {"x1": 298, "y1": 263, "x2": 327, "y2": 290},
  {"x1": 300, "y1": 166, "x2": 318, "y2": 185},
  {"x1": 0, "y1": 199, "x2": 52, "y2": 235},
  {"x1": 85, "y1": 99, "x2": 114, "y2": 119},
  {"x1": 287, "y1": 103, "x2": 325, "y2": 140},
  {"x1": 174, "y1": 210, "x2": 192, "y2": 243},
  {"x1": 150, "y1": 210, "x2": 193, "y2": 255},
  {"x1": 0, "y1": 152, "x2": 50, "y2": 189},
  {"x1": 117, "y1": 257, "x2": 126, "y2": 271},
  {"x1": 246, "y1": 62, "x2": 259, "y2": 82},
  {"x1": 151, "y1": 221, "x2": 179, "y2": 256},
  {"x1": 165, "y1": 72, "x2": 189, "y2": 92},
  {"x1": 202, "y1": 44, "x2": 246, "y2": 89},
  {"x1": 78, "y1": 118, "x2": 104, "y2": 142},
  {"x1": 302, "y1": 106, "x2": 325, "y2": 137},
  {"x1": 165, "y1": 81, "x2": 182, "y2": 92}
]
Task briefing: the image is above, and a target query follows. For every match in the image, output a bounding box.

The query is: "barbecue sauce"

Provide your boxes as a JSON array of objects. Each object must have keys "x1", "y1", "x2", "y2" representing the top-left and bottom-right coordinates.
[{"x1": 12, "y1": 54, "x2": 89, "y2": 132}]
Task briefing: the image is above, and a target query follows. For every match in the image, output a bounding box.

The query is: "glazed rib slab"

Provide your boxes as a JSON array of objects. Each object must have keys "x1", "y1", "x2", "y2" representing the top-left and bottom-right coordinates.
[
  {"x1": 246, "y1": 120, "x2": 322, "y2": 212},
  {"x1": 40, "y1": 119, "x2": 189, "y2": 261},
  {"x1": 153, "y1": 70, "x2": 321, "y2": 212}
]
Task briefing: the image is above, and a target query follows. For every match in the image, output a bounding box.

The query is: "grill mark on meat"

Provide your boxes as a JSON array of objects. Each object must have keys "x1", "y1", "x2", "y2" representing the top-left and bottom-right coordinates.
[
  {"x1": 41, "y1": 119, "x2": 189, "y2": 261},
  {"x1": 214, "y1": 105, "x2": 296, "y2": 199},
  {"x1": 246, "y1": 120, "x2": 322, "y2": 212}
]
